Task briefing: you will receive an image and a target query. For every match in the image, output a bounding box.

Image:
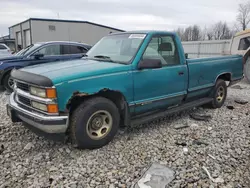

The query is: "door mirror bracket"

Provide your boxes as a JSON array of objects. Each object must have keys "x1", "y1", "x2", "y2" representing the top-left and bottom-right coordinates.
[{"x1": 33, "y1": 53, "x2": 44, "y2": 59}]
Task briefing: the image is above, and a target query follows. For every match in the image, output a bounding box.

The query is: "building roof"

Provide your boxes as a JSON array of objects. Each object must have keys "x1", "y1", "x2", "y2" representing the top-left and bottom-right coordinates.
[{"x1": 9, "y1": 18, "x2": 125, "y2": 32}]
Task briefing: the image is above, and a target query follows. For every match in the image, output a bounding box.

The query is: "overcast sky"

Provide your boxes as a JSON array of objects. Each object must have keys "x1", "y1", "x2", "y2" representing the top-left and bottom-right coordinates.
[{"x1": 0, "y1": 0, "x2": 247, "y2": 36}]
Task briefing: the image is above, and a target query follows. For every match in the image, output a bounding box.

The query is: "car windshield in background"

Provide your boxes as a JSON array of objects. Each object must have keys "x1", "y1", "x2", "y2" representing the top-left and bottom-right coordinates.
[
  {"x1": 15, "y1": 48, "x2": 26, "y2": 56},
  {"x1": 15, "y1": 43, "x2": 42, "y2": 56},
  {"x1": 86, "y1": 33, "x2": 146, "y2": 64}
]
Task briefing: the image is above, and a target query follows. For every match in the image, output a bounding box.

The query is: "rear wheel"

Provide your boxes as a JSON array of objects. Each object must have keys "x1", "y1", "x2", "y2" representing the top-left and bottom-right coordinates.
[
  {"x1": 70, "y1": 97, "x2": 120, "y2": 149},
  {"x1": 207, "y1": 79, "x2": 227, "y2": 109},
  {"x1": 3, "y1": 72, "x2": 14, "y2": 92}
]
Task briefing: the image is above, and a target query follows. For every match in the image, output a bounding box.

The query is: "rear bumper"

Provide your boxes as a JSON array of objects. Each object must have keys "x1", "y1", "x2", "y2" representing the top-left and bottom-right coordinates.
[{"x1": 7, "y1": 92, "x2": 69, "y2": 134}]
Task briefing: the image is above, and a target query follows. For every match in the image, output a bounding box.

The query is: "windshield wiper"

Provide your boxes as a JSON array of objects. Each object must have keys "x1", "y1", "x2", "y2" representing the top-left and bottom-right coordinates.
[{"x1": 93, "y1": 55, "x2": 114, "y2": 62}]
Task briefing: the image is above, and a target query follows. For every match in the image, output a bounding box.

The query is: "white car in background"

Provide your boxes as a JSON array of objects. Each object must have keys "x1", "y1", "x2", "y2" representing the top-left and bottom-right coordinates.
[{"x1": 0, "y1": 43, "x2": 12, "y2": 58}]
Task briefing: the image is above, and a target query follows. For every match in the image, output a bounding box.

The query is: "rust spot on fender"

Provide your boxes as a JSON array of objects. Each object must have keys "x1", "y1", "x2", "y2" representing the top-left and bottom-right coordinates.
[
  {"x1": 72, "y1": 91, "x2": 89, "y2": 96},
  {"x1": 66, "y1": 91, "x2": 89, "y2": 110},
  {"x1": 66, "y1": 88, "x2": 122, "y2": 110},
  {"x1": 101, "y1": 88, "x2": 109, "y2": 92}
]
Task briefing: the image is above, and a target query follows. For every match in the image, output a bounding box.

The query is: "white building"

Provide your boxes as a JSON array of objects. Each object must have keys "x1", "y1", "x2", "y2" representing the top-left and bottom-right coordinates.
[{"x1": 9, "y1": 18, "x2": 125, "y2": 50}]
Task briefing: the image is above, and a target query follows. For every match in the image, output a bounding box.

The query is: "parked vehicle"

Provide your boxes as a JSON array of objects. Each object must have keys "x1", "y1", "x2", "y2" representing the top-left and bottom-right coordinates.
[
  {"x1": 0, "y1": 41, "x2": 92, "y2": 91},
  {"x1": 182, "y1": 29, "x2": 250, "y2": 82},
  {"x1": 7, "y1": 31, "x2": 246, "y2": 149},
  {"x1": 0, "y1": 43, "x2": 12, "y2": 58},
  {"x1": 182, "y1": 29, "x2": 250, "y2": 58}
]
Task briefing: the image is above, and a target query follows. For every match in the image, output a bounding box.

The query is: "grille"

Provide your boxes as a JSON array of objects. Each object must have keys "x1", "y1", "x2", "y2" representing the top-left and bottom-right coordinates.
[
  {"x1": 18, "y1": 95, "x2": 31, "y2": 106},
  {"x1": 16, "y1": 82, "x2": 29, "y2": 92}
]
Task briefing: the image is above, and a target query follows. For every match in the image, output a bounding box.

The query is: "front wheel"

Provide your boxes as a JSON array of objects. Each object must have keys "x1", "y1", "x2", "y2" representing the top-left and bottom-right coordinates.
[
  {"x1": 70, "y1": 97, "x2": 120, "y2": 149},
  {"x1": 3, "y1": 72, "x2": 14, "y2": 92},
  {"x1": 207, "y1": 79, "x2": 227, "y2": 109}
]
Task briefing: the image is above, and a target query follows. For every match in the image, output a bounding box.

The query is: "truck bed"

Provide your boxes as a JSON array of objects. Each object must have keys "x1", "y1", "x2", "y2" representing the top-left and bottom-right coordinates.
[
  {"x1": 187, "y1": 55, "x2": 243, "y2": 90},
  {"x1": 185, "y1": 55, "x2": 243, "y2": 101}
]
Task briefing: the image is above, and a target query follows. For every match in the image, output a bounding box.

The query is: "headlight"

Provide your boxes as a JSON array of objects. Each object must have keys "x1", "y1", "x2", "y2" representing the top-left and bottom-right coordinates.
[
  {"x1": 30, "y1": 86, "x2": 46, "y2": 98},
  {"x1": 30, "y1": 86, "x2": 57, "y2": 98},
  {"x1": 0, "y1": 62, "x2": 3, "y2": 66},
  {"x1": 31, "y1": 101, "x2": 47, "y2": 111},
  {"x1": 31, "y1": 101, "x2": 58, "y2": 113}
]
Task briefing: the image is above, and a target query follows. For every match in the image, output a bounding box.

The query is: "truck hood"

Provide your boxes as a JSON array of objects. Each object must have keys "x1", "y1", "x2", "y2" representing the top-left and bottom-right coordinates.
[{"x1": 20, "y1": 58, "x2": 130, "y2": 85}]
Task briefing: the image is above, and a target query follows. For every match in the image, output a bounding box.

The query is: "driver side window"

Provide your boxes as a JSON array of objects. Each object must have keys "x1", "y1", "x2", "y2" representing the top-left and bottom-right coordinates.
[
  {"x1": 143, "y1": 35, "x2": 179, "y2": 66},
  {"x1": 35, "y1": 45, "x2": 61, "y2": 56}
]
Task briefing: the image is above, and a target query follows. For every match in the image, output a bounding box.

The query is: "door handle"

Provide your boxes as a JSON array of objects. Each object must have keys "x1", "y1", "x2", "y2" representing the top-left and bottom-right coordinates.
[{"x1": 178, "y1": 71, "x2": 184, "y2": 75}]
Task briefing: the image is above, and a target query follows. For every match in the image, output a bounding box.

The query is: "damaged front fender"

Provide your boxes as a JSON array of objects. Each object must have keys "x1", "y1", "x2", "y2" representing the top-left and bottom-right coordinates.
[{"x1": 65, "y1": 88, "x2": 131, "y2": 127}]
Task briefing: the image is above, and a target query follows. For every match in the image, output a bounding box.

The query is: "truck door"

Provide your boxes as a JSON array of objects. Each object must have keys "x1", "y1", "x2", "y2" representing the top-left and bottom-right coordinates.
[{"x1": 133, "y1": 34, "x2": 188, "y2": 114}]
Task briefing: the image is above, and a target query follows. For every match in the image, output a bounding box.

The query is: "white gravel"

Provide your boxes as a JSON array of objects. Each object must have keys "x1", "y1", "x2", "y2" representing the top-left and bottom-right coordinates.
[{"x1": 0, "y1": 80, "x2": 250, "y2": 188}]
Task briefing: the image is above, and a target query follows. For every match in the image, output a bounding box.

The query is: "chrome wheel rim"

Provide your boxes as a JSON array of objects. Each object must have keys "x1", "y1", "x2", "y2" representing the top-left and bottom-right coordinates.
[
  {"x1": 216, "y1": 86, "x2": 225, "y2": 102},
  {"x1": 8, "y1": 77, "x2": 14, "y2": 89},
  {"x1": 86, "y1": 110, "x2": 112, "y2": 140}
]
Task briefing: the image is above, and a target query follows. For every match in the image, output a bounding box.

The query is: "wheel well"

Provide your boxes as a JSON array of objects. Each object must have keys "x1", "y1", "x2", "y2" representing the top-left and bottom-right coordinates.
[
  {"x1": 67, "y1": 89, "x2": 130, "y2": 127},
  {"x1": 1, "y1": 70, "x2": 11, "y2": 85},
  {"x1": 217, "y1": 73, "x2": 231, "y2": 82}
]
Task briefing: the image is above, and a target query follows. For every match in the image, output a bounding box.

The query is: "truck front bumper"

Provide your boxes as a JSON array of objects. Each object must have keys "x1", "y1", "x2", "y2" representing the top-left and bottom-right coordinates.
[{"x1": 7, "y1": 92, "x2": 69, "y2": 134}]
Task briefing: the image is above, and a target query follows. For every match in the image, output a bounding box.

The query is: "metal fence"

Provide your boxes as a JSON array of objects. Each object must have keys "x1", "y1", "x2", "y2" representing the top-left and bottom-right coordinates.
[{"x1": 182, "y1": 40, "x2": 231, "y2": 58}]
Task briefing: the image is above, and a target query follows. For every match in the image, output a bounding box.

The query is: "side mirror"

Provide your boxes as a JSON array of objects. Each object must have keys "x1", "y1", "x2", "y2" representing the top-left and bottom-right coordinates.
[
  {"x1": 138, "y1": 58, "x2": 162, "y2": 70},
  {"x1": 81, "y1": 53, "x2": 87, "y2": 57},
  {"x1": 34, "y1": 53, "x2": 44, "y2": 59},
  {"x1": 185, "y1": 53, "x2": 188, "y2": 59}
]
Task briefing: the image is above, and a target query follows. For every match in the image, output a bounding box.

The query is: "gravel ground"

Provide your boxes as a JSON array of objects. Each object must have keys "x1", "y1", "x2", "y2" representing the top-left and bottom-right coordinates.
[{"x1": 0, "y1": 80, "x2": 250, "y2": 188}]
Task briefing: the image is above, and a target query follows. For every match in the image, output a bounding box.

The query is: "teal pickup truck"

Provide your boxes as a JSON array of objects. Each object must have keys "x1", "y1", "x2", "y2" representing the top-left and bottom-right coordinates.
[{"x1": 7, "y1": 31, "x2": 244, "y2": 149}]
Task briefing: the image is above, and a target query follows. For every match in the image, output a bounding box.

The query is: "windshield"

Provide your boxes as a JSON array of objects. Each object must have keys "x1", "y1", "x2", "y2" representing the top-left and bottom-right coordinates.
[
  {"x1": 15, "y1": 43, "x2": 42, "y2": 56},
  {"x1": 86, "y1": 33, "x2": 146, "y2": 64},
  {"x1": 15, "y1": 48, "x2": 26, "y2": 56}
]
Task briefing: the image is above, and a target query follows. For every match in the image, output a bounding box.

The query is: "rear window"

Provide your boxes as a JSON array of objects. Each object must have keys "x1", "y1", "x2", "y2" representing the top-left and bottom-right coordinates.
[
  {"x1": 238, "y1": 37, "x2": 250, "y2": 50},
  {"x1": 62, "y1": 45, "x2": 87, "y2": 54},
  {"x1": 0, "y1": 44, "x2": 7, "y2": 50},
  {"x1": 70, "y1": 46, "x2": 87, "y2": 54}
]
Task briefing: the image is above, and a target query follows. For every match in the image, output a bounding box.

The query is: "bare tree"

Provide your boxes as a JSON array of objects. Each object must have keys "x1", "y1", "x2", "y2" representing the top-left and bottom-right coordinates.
[
  {"x1": 201, "y1": 26, "x2": 208, "y2": 40},
  {"x1": 207, "y1": 29, "x2": 214, "y2": 40},
  {"x1": 175, "y1": 28, "x2": 185, "y2": 41},
  {"x1": 191, "y1": 25, "x2": 201, "y2": 41},
  {"x1": 213, "y1": 21, "x2": 232, "y2": 40},
  {"x1": 205, "y1": 21, "x2": 233, "y2": 40},
  {"x1": 182, "y1": 26, "x2": 192, "y2": 41},
  {"x1": 237, "y1": 2, "x2": 250, "y2": 30},
  {"x1": 174, "y1": 21, "x2": 234, "y2": 41},
  {"x1": 177, "y1": 25, "x2": 202, "y2": 41}
]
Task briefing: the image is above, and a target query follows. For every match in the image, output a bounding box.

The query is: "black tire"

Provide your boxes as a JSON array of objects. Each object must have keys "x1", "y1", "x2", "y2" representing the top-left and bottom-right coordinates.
[
  {"x1": 3, "y1": 72, "x2": 14, "y2": 92},
  {"x1": 207, "y1": 79, "x2": 227, "y2": 109},
  {"x1": 70, "y1": 97, "x2": 120, "y2": 149}
]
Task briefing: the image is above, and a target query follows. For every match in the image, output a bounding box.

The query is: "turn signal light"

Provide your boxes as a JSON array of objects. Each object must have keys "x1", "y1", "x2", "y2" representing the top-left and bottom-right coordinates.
[
  {"x1": 47, "y1": 104, "x2": 59, "y2": 113},
  {"x1": 46, "y1": 88, "x2": 57, "y2": 98}
]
